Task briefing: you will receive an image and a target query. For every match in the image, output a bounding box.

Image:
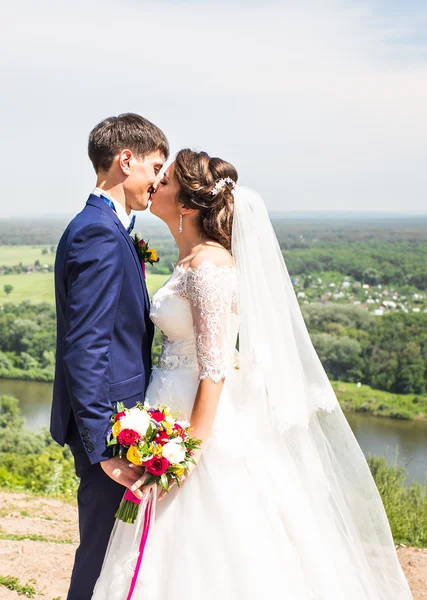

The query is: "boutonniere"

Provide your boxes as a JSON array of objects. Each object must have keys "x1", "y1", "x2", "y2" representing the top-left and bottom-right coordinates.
[{"x1": 132, "y1": 233, "x2": 160, "y2": 279}]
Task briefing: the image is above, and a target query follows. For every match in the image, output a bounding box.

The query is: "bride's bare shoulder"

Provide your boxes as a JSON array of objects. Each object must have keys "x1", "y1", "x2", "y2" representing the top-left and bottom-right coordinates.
[{"x1": 190, "y1": 245, "x2": 233, "y2": 270}]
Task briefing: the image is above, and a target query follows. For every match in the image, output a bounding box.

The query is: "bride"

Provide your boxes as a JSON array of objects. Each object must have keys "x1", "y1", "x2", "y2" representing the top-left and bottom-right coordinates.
[{"x1": 92, "y1": 149, "x2": 412, "y2": 599}]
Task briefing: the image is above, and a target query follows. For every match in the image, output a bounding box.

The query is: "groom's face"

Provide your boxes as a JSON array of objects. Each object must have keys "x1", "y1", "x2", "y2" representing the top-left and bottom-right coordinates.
[{"x1": 123, "y1": 150, "x2": 165, "y2": 211}]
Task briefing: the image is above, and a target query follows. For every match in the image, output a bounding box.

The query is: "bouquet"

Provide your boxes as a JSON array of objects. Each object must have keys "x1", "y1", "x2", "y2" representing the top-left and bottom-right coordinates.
[
  {"x1": 132, "y1": 233, "x2": 160, "y2": 279},
  {"x1": 108, "y1": 402, "x2": 201, "y2": 523}
]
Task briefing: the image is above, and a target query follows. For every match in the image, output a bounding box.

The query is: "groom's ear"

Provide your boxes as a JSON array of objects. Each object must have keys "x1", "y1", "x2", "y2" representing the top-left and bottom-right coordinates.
[{"x1": 118, "y1": 149, "x2": 133, "y2": 176}]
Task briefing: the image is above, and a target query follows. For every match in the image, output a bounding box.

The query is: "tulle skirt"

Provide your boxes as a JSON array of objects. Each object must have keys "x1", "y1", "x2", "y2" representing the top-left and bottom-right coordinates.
[{"x1": 92, "y1": 366, "x2": 412, "y2": 600}]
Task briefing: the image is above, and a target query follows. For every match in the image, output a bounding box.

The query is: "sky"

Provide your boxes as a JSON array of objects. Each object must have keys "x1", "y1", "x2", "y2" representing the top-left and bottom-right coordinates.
[{"x1": 1, "y1": 0, "x2": 426, "y2": 217}]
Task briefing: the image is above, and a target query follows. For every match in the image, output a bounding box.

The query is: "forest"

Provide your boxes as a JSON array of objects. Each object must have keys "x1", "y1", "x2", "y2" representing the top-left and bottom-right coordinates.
[{"x1": 1, "y1": 214, "x2": 427, "y2": 399}]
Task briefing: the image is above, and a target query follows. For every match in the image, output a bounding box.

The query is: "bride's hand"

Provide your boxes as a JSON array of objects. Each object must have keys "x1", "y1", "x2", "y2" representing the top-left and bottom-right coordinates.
[{"x1": 100, "y1": 456, "x2": 147, "y2": 499}]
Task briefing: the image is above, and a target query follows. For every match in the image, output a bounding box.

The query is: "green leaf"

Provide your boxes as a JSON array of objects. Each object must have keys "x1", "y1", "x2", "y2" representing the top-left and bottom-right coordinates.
[
  {"x1": 161, "y1": 473, "x2": 169, "y2": 491},
  {"x1": 145, "y1": 423, "x2": 156, "y2": 441}
]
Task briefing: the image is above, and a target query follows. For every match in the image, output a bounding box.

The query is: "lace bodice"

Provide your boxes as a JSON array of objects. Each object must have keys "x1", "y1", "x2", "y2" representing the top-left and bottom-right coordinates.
[{"x1": 150, "y1": 262, "x2": 239, "y2": 383}]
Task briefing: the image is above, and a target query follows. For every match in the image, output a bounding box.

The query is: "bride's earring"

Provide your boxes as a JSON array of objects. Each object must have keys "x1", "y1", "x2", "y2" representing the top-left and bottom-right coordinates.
[{"x1": 179, "y1": 214, "x2": 183, "y2": 234}]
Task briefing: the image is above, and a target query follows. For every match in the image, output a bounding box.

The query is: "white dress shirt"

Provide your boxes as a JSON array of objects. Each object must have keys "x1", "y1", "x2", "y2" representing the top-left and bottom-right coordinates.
[{"x1": 93, "y1": 187, "x2": 131, "y2": 230}]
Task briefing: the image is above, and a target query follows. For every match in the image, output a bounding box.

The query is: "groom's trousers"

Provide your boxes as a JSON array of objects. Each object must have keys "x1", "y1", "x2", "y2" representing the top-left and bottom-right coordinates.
[{"x1": 67, "y1": 441, "x2": 124, "y2": 600}]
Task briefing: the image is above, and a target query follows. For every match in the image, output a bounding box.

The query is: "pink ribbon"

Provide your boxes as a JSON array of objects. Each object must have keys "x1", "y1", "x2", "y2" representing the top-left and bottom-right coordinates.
[
  {"x1": 125, "y1": 492, "x2": 153, "y2": 600},
  {"x1": 124, "y1": 489, "x2": 141, "y2": 504}
]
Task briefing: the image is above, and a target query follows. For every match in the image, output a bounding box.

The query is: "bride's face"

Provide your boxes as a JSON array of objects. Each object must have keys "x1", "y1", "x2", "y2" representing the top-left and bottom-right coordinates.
[{"x1": 149, "y1": 163, "x2": 182, "y2": 224}]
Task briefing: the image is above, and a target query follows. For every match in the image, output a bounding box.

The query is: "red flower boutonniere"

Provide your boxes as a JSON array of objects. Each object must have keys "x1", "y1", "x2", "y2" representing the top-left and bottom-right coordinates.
[{"x1": 132, "y1": 233, "x2": 160, "y2": 279}]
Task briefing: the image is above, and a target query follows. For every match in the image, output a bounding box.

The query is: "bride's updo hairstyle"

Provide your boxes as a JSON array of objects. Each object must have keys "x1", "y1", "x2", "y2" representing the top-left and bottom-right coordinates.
[{"x1": 174, "y1": 149, "x2": 238, "y2": 251}]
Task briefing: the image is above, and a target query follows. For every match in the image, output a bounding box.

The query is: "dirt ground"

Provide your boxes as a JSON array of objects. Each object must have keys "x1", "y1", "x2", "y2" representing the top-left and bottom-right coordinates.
[{"x1": 0, "y1": 491, "x2": 425, "y2": 599}]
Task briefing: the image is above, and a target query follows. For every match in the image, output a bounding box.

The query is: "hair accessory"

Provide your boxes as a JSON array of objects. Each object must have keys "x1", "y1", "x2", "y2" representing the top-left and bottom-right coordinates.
[{"x1": 211, "y1": 177, "x2": 236, "y2": 196}]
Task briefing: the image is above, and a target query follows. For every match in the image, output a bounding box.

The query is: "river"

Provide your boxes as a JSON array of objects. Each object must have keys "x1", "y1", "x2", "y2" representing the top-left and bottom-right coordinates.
[{"x1": 1, "y1": 379, "x2": 426, "y2": 484}]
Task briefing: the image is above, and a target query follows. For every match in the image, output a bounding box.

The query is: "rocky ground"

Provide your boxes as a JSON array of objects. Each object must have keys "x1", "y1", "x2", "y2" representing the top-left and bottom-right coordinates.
[{"x1": 0, "y1": 491, "x2": 425, "y2": 599}]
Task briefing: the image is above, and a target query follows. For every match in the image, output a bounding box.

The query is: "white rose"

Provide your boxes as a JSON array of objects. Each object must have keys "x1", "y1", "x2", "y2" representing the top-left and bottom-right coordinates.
[
  {"x1": 162, "y1": 440, "x2": 186, "y2": 464},
  {"x1": 120, "y1": 408, "x2": 150, "y2": 438},
  {"x1": 176, "y1": 420, "x2": 190, "y2": 428}
]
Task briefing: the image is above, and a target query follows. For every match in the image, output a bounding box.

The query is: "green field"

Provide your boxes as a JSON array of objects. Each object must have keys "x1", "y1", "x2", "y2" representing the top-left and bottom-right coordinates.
[
  {"x1": 0, "y1": 273, "x2": 54, "y2": 304},
  {"x1": 0, "y1": 271, "x2": 168, "y2": 305},
  {"x1": 332, "y1": 381, "x2": 427, "y2": 420},
  {"x1": 0, "y1": 245, "x2": 55, "y2": 266}
]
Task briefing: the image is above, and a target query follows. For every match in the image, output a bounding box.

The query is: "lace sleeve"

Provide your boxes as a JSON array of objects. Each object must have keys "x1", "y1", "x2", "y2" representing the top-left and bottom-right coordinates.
[{"x1": 186, "y1": 262, "x2": 235, "y2": 383}]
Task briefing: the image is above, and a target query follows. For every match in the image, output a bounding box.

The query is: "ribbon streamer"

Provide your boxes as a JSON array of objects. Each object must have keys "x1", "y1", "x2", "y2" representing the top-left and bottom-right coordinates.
[{"x1": 125, "y1": 488, "x2": 155, "y2": 600}]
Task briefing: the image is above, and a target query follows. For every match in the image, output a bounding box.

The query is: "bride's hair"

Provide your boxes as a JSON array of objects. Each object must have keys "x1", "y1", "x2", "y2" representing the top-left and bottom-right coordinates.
[{"x1": 174, "y1": 149, "x2": 238, "y2": 251}]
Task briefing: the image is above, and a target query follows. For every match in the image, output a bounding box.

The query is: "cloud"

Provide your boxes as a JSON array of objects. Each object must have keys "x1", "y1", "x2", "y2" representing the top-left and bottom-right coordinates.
[{"x1": 1, "y1": 0, "x2": 426, "y2": 216}]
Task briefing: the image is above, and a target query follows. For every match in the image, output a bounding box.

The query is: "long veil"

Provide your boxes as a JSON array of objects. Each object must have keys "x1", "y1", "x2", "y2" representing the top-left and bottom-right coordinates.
[{"x1": 231, "y1": 186, "x2": 412, "y2": 599}]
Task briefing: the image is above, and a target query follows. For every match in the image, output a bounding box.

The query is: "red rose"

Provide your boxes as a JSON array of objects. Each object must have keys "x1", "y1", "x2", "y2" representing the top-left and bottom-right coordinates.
[
  {"x1": 118, "y1": 429, "x2": 140, "y2": 446},
  {"x1": 139, "y1": 239, "x2": 146, "y2": 247},
  {"x1": 145, "y1": 456, "x2": 170, "y2": 476},
  {"x1": 173, "y1": 424, "x2": 185, "y2": 435},
  {"x1": 155, "y1": 430, "x2": 169, "y2": 445},
  {"x1": 115, "y1": 411, "x2": 126, "y2": 421},
  {"x1": 150, "y1": 410, "x2": 165, "y2": 423}
]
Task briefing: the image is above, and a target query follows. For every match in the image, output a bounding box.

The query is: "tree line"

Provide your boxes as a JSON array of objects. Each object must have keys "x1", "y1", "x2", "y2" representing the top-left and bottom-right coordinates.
[
  {"x1": 0, "y1": 302, "x2": 55, "y2": 381},
  {"x1": 304, "y1": 304, "x2": 427, "y2": 395},
  {"x1": 2, "y1": 300, "x2": 427, "y2": 396}
]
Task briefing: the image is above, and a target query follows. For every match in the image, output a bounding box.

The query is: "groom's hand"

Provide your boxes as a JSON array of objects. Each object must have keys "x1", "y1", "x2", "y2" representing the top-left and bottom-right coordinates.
[{"x1": 100, "y1": 457, "x2": 147, "y2": 499}]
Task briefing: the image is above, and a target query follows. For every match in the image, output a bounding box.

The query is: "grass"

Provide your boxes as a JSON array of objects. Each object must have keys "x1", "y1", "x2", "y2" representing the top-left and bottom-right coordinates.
[
  {"x1": 0, "y1": 273, "x2": 54, "y2": 305},
  {"x1": 333, "y1": 381, "x2": 427, "y2": 420},
  {"x1": 0, "y1": 271, "x2": 169, "y2": 306},
  {"x1": 368, "y1": 455, "x2": 427, "y2": 547},
  {"x1": 0, "y1": 528, "x2": 76, "y2": 544},
  {"x1": 0, "y1": 575, "x2": 38, "y2": 597},
  {"x1": 0, "y1": 245, "x2": 55, "y2": 267},
  {"x1": 0, "y1": 506, "x2": 71, "y2": 522},
  {"x1": 0, "y1": 485, "x2": 77, "y2": 507}
]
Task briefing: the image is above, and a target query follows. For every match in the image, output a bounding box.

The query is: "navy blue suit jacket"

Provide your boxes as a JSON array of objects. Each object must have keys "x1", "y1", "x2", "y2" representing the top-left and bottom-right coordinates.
[{"x1": 50, "y1": 195, "x2": 154, "y2": 464}]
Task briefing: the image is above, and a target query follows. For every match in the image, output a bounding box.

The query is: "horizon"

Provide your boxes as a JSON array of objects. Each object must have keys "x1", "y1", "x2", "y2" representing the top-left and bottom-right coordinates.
[{"x1": 2, "y1": 209, "x2": 427, "y2": 220}]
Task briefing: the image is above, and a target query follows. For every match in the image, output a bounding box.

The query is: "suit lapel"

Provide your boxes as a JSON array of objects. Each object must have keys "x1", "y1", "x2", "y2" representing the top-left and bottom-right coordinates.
[
  {"x1": 121, "y1": 228, "x2": 150, "y2": 309},
  {"x1": 86, "y1": 195, "x2": 150, "y2": 311}
]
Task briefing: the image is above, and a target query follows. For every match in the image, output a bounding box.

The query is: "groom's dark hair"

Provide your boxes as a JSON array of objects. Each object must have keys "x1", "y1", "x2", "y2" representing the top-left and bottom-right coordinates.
[{"x1": 88, "y1": 113, "x2": 169, "y2": 173}]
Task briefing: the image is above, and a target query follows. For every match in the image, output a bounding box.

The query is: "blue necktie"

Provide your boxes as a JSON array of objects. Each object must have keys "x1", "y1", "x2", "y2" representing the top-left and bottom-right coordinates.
[
  {"x1": 100, "y1": 195, "x2": 135, "y2": 234},
  {"x1": 127, "y1": 215, "x2": 136, "y2": 234}
]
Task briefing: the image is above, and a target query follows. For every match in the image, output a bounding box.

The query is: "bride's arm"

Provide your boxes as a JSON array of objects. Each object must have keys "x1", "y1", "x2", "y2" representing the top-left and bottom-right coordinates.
[
  {"x1": 158, "y1": 252, "x2": 234, "y2": 499},
  {"x1": 188, "y1": 377, "x2": 224, "y2": 462}
]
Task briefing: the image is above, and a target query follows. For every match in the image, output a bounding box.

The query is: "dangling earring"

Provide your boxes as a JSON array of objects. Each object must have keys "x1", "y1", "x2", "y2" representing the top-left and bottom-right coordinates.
[{"x1": 179, "y1": 214, "x2": 183, "y2": 234}]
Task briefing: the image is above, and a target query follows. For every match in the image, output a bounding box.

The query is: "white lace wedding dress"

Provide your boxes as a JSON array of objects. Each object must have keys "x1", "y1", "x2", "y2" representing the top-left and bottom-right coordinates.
[{"x1": 92, "y1": 258, "x2": 412, "y2": 600}]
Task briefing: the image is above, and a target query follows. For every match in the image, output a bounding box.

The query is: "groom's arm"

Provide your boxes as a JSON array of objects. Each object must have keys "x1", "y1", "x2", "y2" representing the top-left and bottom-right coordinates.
[{"x1": 62, "y1": 222, "x2": 123, "y2": 465}]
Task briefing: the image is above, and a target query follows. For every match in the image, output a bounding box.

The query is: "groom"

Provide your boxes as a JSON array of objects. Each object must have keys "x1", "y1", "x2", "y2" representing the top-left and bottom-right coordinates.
[{"x1": 50, "y1": 113, "x2": 169, "y2": 600}]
